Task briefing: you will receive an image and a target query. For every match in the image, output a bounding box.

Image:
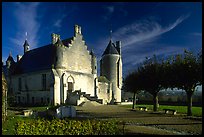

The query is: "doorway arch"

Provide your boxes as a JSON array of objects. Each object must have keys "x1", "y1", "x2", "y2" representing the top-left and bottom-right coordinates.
[{"x1": 67, "y1": 75, "x2": 75, "y2": 92}]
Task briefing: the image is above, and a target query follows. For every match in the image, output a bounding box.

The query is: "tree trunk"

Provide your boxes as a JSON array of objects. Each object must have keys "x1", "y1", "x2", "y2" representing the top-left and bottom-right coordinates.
[
  {"x1": 132, "y1": 92, "x2": 136, "y2": 109},
  {"x1": 153, "y1": 93, "x2": 159, "y2": 112},
  {"x1": 186, "y1": 90, "x2": 193, "y2": 116}
]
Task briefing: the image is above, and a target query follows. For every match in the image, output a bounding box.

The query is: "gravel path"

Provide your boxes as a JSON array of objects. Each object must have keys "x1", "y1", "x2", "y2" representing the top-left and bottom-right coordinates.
[{"x1": 75, "y1": 104, "x2": 202, "y2": 135}]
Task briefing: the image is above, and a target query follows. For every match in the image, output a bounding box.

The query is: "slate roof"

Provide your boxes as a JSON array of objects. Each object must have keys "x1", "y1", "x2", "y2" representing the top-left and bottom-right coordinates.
[
  {"x1": 102, "y1": 40, "x2": 119, "y2": 56},
  {"x1": 13, "y1": 44, "x2": 55, "y2": 75},
  {"x1": 98, "y1": 76, "x2": 110, "y2": 83},
  {"x1": 11, "y1": 37, "x2": 74, "y2": 75}
]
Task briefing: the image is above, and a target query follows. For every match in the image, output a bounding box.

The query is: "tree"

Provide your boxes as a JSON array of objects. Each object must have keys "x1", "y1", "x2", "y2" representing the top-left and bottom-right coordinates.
[
  {"x1": 123, "y1": 71, "x2": 143, "y2": 109},
  {"x1": 2, "y1": 71, "x2": 8, "y2": 121},
  {"x1": 138, "y1": 55, "x2": 165, "y2": 111},
  {"x1": 168, "y1": 50, "x2": 202, "y2": 116}
]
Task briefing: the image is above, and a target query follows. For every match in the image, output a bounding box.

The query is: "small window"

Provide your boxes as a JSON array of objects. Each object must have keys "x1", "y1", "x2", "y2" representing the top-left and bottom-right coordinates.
[
  {"x1": 107, "y1": 89, "x2": 110, "y2": 94},
  {"x1": 47, "y1": 98, "x2": 49, "y2": 104},
  {"x1": 41, "y1": 98, "x2": 43, "y2": 104}
]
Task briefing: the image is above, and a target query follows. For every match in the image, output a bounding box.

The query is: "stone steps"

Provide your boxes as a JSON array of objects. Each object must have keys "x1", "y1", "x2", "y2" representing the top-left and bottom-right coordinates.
[{"x1": 77, "y1": 90, "x2": 103, "y2": 104}]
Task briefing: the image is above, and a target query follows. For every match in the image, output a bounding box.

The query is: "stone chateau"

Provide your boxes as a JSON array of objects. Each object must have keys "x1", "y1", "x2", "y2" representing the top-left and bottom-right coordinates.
[{"x1": 3, "y1": 25, "x2": 122, "y2": 106}]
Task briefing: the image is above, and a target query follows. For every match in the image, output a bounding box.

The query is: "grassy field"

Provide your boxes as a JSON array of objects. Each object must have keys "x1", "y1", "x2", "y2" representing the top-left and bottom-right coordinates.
[{"x1": 120, "y1": 104, "x2": 202, "y2": 117}]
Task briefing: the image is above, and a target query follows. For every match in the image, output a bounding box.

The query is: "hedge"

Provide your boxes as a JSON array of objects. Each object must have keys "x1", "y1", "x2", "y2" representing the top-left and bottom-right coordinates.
[{"x1": 15, "y1": 118, "x2": 122, "y2": 135}]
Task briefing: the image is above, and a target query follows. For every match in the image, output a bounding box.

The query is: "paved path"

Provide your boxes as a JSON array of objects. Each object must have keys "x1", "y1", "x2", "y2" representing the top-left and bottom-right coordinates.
[{"x1": 75, "y1": 105, "x2": 202, "y2": 135}]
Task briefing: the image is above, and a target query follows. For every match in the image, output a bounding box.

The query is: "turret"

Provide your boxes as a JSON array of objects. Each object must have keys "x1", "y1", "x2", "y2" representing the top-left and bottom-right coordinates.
[
  {"x1": 23, "y1": 40, "x2": 29, "y2": 54},
  {"x1": 100, "y1": 40, "x2": 122, "y2": 104}
]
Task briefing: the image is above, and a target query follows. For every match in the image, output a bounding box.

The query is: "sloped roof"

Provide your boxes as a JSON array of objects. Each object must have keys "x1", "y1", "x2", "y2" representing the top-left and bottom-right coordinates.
[
  {"x1": 102, "y1": 40, "x2": 119, "y2": 56},
  {"x1": 13, "y1": 44, "x2": 55, "y2": 74},
  {"x1": 6, "y1": 54, "x2": 15, "y2": 63},
  {"x1": 98, "y1": 76, "x2": 110, "y2": 83}
]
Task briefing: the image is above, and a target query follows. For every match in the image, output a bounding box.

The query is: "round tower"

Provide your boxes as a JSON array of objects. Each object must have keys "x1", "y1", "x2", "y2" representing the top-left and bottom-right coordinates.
[{"x1": 100, "y1": 40, "x2": 122, "y2": 104}]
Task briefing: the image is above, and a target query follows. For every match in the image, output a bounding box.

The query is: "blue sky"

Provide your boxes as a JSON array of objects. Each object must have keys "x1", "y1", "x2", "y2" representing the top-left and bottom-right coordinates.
[{"x1": 2, "y1": 2, "x2": 202, "y2": 78}]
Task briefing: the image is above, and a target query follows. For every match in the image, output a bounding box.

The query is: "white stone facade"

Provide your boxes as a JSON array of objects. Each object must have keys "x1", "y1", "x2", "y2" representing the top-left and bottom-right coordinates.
[{"x1": 4, "y1": 24, "x2": 122, "y2": 106}]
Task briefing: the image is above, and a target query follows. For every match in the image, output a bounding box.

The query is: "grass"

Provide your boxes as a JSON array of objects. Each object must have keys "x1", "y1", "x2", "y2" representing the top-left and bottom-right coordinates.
[
  {"x1": 120, "y1": 104, "x2": 202, "y2": 117},
  {"x1": 25, "y1": 106, "x2": 49, "y2": 111},
  {"x1": 2, "y1": 114, "x2": 33, "y2": 135},
  {"x1": 2, "y1": 106, "x2": 48, "y2": 135}
]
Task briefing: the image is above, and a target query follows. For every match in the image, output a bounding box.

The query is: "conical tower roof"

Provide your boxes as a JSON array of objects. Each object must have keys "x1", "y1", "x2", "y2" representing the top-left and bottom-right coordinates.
[
  {"x1": 102, "y1": 40, "x2": 119, "y2": 56},
  {"x1": 6, "y1": 52, "x2": 15, "y2": 62}
]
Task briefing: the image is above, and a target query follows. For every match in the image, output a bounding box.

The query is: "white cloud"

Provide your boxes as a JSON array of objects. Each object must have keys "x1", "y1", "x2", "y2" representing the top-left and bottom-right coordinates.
[
  {"x1": 107, "y1": 6, "x2": 115, "y2": 13},
  {"x1": 53, "y1": 14, "x2": 67, "y2": 29},
  {"x1": 113, "y1": 14, "x2": 190, "y2": 47},
  {"x1": 94, "y1": 14, "x2": 190, "y2": 76},
  {"x1": 123, "y1": 45, "x2": 185, "y2": 66},
  {"x1": 102, "y1": 5, "x2": 128, "y2": 22},
  {"x1": 102, "y1": 6, "x2": 115, "y2": 21},
  {"x1": 11, "y1": 2, "x2": 40, "y2": 52}
]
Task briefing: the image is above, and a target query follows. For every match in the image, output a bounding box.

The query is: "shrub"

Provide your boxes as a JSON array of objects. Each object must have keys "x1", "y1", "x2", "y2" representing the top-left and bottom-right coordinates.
[{"x1": 15, "y1": 118, "x2": 122, "y2": 135}]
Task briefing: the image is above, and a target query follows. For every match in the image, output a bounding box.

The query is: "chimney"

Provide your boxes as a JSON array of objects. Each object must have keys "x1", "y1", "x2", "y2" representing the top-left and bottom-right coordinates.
[
  {"x1": 17, "y1": 55, "x2": 22, "y2": 62},
  {"x1": 116, "y1": 41, "x2": 122, "y2": 55},
  {"x1": 52, "y1": 33, "x2": 60, "y2": 44},
  {"x1": 78, "y1": 26, "x2": 81, "y2": 34},
  {"x1": 74, "y1": 24, "x2": 82, "y2": 35}
]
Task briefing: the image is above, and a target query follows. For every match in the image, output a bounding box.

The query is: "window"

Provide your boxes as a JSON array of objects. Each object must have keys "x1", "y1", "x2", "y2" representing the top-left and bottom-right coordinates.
[
  {"x1": 41, "y1": 98, "x2": 43, "y2": 104},
  {"x1": 68, "y1": 82, "x2": 73, "y2": 91},
  {"x1": 42, "y1": 74, "x2": 46, "y2": 90},
  {"x1": 18, "y1": 78, "x2": 22, "y2": 91}
]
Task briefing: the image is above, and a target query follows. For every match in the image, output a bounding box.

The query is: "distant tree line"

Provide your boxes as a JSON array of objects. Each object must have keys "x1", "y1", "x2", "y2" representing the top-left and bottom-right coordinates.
[{"x1": 123, "y1": 49, "x2": 202, "y2": 116}]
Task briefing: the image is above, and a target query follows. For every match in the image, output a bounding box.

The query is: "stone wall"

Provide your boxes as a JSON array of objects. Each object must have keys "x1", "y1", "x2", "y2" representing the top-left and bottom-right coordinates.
[
  {"x1": 11, "y1": 70, "x2": 52, "y2": 105},
  {"x1": 55, "y1": 34, "x2": 93, "y2": 74},
  {"x1": 97, "y1": 82, "x2": 112, "y2": 104}
]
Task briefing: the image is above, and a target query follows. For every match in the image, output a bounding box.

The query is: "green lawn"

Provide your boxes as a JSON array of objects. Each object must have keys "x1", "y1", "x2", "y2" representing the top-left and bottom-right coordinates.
[
  {"x1": 120, "y1": 104, "x2": 202, "y2": 117},
  {"x1": 2, "y1": 106, "x2": 48, "y2": 135},
  {"x1": 25, "y1": 106, "x2": 49, "y2": 111},
  {"x1": 2, "y1": 114, "x2": 33, "y2": 135}
]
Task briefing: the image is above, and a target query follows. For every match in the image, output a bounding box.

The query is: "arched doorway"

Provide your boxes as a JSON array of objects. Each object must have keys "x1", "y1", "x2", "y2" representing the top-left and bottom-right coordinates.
[{"x1": 67, "y1": 75, "x2": 75, "y2": 92}]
